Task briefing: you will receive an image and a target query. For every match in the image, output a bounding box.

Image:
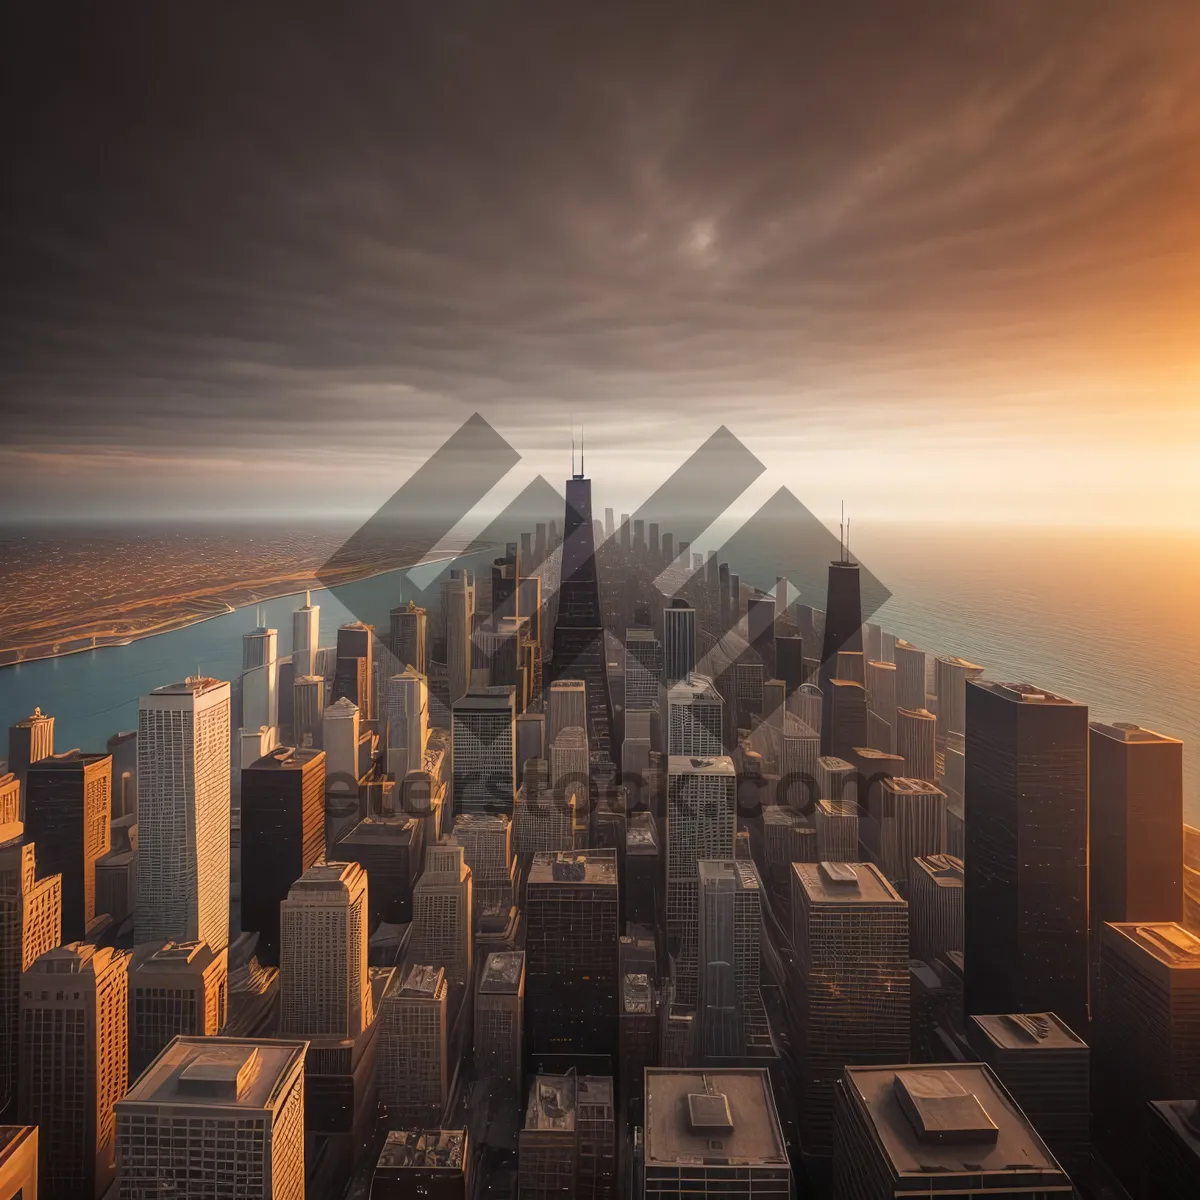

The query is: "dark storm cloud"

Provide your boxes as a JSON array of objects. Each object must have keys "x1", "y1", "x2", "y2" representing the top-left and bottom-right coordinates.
[{"x1": 2, "y1": 1, "x2": 1199, "y2": 472}]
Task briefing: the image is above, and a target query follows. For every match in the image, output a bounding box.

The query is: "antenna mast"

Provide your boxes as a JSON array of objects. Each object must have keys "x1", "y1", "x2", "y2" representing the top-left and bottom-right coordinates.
[{"x1": 580, "y1": 423, "x2": 584, "y2": 476}]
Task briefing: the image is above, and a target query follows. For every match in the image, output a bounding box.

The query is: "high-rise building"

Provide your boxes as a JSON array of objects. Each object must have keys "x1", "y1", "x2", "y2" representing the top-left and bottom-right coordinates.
[
  {"x1": 964, "y1": 681, "x2": 1088, "y2": 1032},
  {"x1": 892, "y1": 640, "x2": 927, "y2": 711},
  {"x1": 8, "y1": 707, "x2": 55, "y2": 799},
  {"x1": 1146, "y1": 1101, "x2": 1200, "y2": 1200},
  {"x1": 967, "y1": 1012, "x2": 1090, "y2": 1162},
  {"x1": 792, "y1": 861, "x2": 909, "y2": 1153},
  {"x1": 20, "y1": 942, "x2": 129, "y2": 1199},
  {"x1": 292, "y1": 592, "x2": 320, "y2": 678},
  {"x1": 832, "y1": 1063, "x2": 1072, "y2": 1200},
  {"x1": 865, "y1": 659, "x2": 897, "y2": 750},
  {"x1": 894, "y1": 707, "x2": 935, "y2": 782},
  {"x1": 337, "y1": 813, "x2": 423, "y2": 925},
  {"x1": 934, "y1": 655, "x2": 985, "y2": 747},
  {"x1": 280, "y1": 861, "x2": 372, "y2": 1038},
  {"x1": 1088, "y1": 721, "x2": 1184, "y2": 990},
  {"x1": 625, "y1": 628, "x2": 663, "y2": 713},
  {"x1": 390, "y1": 601, "x2": 428, "y2": 675},
  {"x1": 643, "y1": 1068, "x2": 792, "y2": 1200},
  {"x1": 450, "y1": 813, "x2": 514, "y2": 912},
  {"x1": 746, "y1": 595, "x2": 775, "y2": 679},
  {"x1": 519, "y1": 1073, "x2": 615, "y2": 1200},
  {"x1": 451, "y1": 687, "x2": 516, "y2": 816},
  {"x1": 137, "y1": 677, "x2": 231, "y2": 953},
  {"x1": 322, "y1": 696, "x2": 361, "y2": 797},
  {"x1": 332, "y1": 620, "x2": 375, "y2": 721},
  {"x1": 241, "y1": 745, "x2": 326, "y2": 967},
  {"x1": 870, "y1": 777, "x2": 946, "y2": 891},
  {"x1": 666, "y1": 675, "x2": 724, "y2": 757},
  {"x1": 547, "y1": 679, "x2": 588, "y2": 752},
  {"x1": 130, "y1": 940, "x2": 229, "y2": 1077},
  {"x1": 666, "y1": 756, "x2": 736, "y2": 1004},
  {"x1": 0, "y1": 774, "x2": 18, "y2": 833},
  {"x1": 789, "y1": 681, "x2": 822, "y2": 735},
  {"x1": 475, "y1": 950, "x2": 524, "y2": 1096},
  {"x1": 827, "y1": 678, "x2": 868, "y2": 762},
  {"x1": 815, "y1": 755, "x2": 856, "y2": 803},
  {"x1": 106, "y1": 729, "x2": 138, "y2": 819},
  {"x1": 242, "y1": 627, "x2": 279, "y2": 733},
  {"x1": 24, "y1": 749, "x2": 111, "y2": 941},
  {"x1": 780, "y1": 715, "x2": 820, "y2": 797},
  {"x1": 909, "y1": 854, "x2": 964, "y2": 964},
  {"x1": 513, "y1": 767, "x2": 576, "y2": 854},
  {"x1": 385, "y1": 668, "x2": 429, "y2": 779},
  {"x1": 1096, "y1": 921, "x2": 1200, "y2": 1187},
  {"x1": 818, "y1": 555, "x2": 863, "y2": 749},
  {"x1": 0, "y1": 836, "x2": 61, "y2": 1121},
  {"x1": 525, "y1": 849, "x2": 619, "y2": 1057},
  {"x1": 409, "y1": 843, "x2": 472, "y2": 989},
  {"x1": 815, "y1": 798, "x2": 859, "y2": 861},
  {"x1": 663, "y1": 601, "x2": 696, "y2": 686},
  {"x1": 292, "y1": 674, "x2": 324, "y2": 750},
  {"x1": 370, "y1": 1129, "x2": 470, "y2": 1200},
  {"x1": 115, "y1": 1035, "x2": 307, "y2": 1200},
  {"x1": 378, "y1": 964, "x2": 449, "y2": 1129},
  {"x1": 697, "y1": 859, "x2": 764, "y2": 1060},
  {"x1": 0, "y1": 1125, "x2": 37, "y2": 1198}
]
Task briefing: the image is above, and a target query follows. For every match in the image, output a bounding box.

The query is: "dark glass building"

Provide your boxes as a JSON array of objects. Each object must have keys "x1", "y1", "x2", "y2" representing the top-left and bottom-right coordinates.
[
  {"x1": 240, "y1": 745, "x2": 326, "y2": 966},
  {"x1": 964, "y1": 681, "x2": 1089, "y2": 1033}
]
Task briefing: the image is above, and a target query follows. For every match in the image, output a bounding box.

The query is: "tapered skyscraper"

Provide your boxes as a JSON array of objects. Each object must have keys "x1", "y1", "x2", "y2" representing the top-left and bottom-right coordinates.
[
  {"x1": 818, "y1": 549, "x2": 863, "y2": 755},
  {"x1": 137, "y1": 678, "x2": 231, "y2": 953},
  {"x1": 292, "y1": 592, "x2": 320, "y2": 678}
]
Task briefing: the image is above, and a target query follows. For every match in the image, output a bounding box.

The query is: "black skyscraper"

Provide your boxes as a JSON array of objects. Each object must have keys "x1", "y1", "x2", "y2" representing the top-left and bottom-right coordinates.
[
  {"x1": 240, "y1": 745, "x2": 326, "y2": 965},
  {"x1": 776, "y1": 636, "x2": 804, "y2": 696},
  {"x1": 333, "y1": 621, "x2": 374, "y2": 719},
  {"x1": 964, "y1": 681, "x2": 1089, "y2": 1032},
  {"x1": 819, "y1": 558, "x2": 863, "y2": 754}
]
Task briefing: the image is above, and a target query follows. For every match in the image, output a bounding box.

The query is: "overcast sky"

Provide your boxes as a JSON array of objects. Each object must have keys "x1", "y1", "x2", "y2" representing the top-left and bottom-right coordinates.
[{"x1": 3, "y1": 2, "x2": 1199, "y2": 525}]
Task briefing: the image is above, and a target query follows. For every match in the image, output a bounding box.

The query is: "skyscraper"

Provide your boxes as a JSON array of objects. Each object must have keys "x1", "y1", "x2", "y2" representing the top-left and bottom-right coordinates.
[
  {"x1": 827, "y1": 678, "x2": 868, "y2": 762},
  {"x1": 7, "y1": 707, "x2": 55, "y2": 799},
  {"x1": 520, "y1": 1073, "x2": 615, "y2": 1200},
  {"x1": 547, "y1": 678, "x2": 587, "y2": 751},
  {"x1": 815, "y1": 798, "x2": 859, "y2": 861},
  {"x1": 137, "y1": 677, "x2": 231, "y2": 953},
  {"x1": 1096, "y1": 921, "x2": 1200, "y2": 1189},
  {"x1": 964, "y1": 681, "x2": 1089, "y2": 1032},
  {"x1": 451, "y1": 686, "x2": 516, "y2": 816},
  {"x1": 450, "y1": 812, "x2": 515, "y2": 912},
  {"x1": 663, "y1": 601, "x2": 696, "y2": 685},
  {"x1": 409, "y1": 843, "x2": 473, "y2": 989},
  {"x1": 378, "y1": 963, "x2": 449, "y2": 1129},
  {"x1": 129, "y1": 940, "x2": 229, "y2": 1077},
  {"x1": 525, "y1": 849, "x2": 619, "y2": 1057},
  {"x1": 115, "y1": 1036, "x2": 307, "y2": 1200},
  {"x1": 819, "y1": 555, "x2": 863, "y2": 753},
  {"x1": 624, "y1": 627, "x2": 663, "y2": 713},
  {"x1": 242, "y1": 626, "x2": 279, "y2": 732},
  {"x1": 894, "y1": 707, "x2": 935, "y2": 782},
  {"x1": 23, "y1": 749, "x2": 111, "y2": 941},
  {"x1": 241, "y1": 745, "x2": 326, "y2": 967},
  {"x1": 792, "y1": 861, "x2": 909, "y2": 1154},
  {"x1": 332, "y1": 621, "x2": 374, "y2": 720},
  {"x1": 291, "y1": 674, "x2": 324, "y2": 750},
  {"x1": 1088, "y1": 720, "x2": 1184, "y2": 990},
  {"x1": 933, "y1": 655, "x2": 985, "y2": 747},
  {"x1": 666, "y1": 755, "x2": 737, "y2": 1004},
  {"x1": 385, "y1": 667, "x2": 429, "y2": 779},
  {"x1": 865, "y1": 659, "x2": 897, "y2": 750},
  {"x1": 292, "y1": 592, "x2": 320, "y2": 678},
  {"x1": 20, "y1": 942, "x2": 129, "y2": 1199},
  {"x1": 321, "y1": 695, "x2": 360, "y2": 797},
  {"x1": 370, "y1": 1129, "x2": 470, "y2": 1200},
  {"x1": 892, "y1": 640, "x2": 927, "y2": 712},
  {"x1": 666, "y1": 675, "x2": 724, "y2": 757},
  {"x1": 475, "y1": 950, "x2": 524, "y2": 1096},
  {"x1": 909, "y1": 853, "x2": 964, "y2": 964},
  {"x1": 390, "y1": 600, "x2": 428, "y2": 675},
  {"x1": 870, "y1": 777, "x2": 947, "y2": 892},
  {"x1": 0, "y1": 836, "x2": 61, "y2": 1121}
]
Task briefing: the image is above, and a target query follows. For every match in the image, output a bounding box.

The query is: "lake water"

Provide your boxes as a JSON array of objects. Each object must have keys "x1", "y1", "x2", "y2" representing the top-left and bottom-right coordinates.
[{"x1": 2, "y1": 523, "x2": 1197, "y2": 821}]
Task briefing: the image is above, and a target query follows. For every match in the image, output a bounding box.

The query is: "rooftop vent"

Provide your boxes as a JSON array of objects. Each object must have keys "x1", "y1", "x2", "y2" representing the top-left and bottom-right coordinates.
[{"x1": 893, "y1": 1070, "x2": 999, "y2": 1145}]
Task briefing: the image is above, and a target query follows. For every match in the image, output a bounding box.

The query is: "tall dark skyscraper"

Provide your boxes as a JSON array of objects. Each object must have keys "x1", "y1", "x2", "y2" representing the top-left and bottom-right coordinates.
[
  {"x1": 240, "y1": 745, "x2": 326, "y2": 966},
  {"x1": 819, "y1": 557, "x2": 863, "y2": 754},
  {"x1": 333, "y1": 620, "x2": 374, "y2": 720},
  {"x1": 964, "y1": 681, "x2": 1089, "y2": 1032},
  {"x1": 24, "y1": 750, "x2": 111, "y2": 942},
  {"x1": 1088, "y1": 720, "x2": 1184, "y2": 988},
  {"x1": 552, "y1": 468, "x2": 614, "y2": 784}
]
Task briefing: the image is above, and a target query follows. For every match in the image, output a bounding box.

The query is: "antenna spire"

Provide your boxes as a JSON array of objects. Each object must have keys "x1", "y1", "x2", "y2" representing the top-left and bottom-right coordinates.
[
  {"x1": 571, "y1": 415, "x2": 575, "y2": 477},
  {"x1": 580, "y1": 423, "x2": 584, "y2": 476},
  {"x1": 839, "y1": 501, "x2": 844, "y2": 562}
]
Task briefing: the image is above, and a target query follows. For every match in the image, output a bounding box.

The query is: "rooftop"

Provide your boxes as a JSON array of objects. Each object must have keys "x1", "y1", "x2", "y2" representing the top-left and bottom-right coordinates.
[
  {"x1": 644, "y1": 1068, "x2": 788, "y2": 1167},
  {"x1": 453, "y1": 687, "x2": 516, "y2": 711},
  {"x1": 624, "y1": 972, "x2": 654, "y2": 1014},
  {"x1": 763, "y1": 805, "x2": 807, "y2": 827},
  {"x1": 28, "y1": 748, "x2": 110, "y2": 771},
  {"x1": 246, "y1": 745, "x2": 325, "y2": 771},
  {"x1": 324, "y1": 696, "x2": 360, "y2": 717},
  {"x1": 376, "y1": 1129, "x2": 467, "y2": 1172},
  {"x1": 817, "y1": 799, "x2": 859, "y2": 819},
  {"x1": 667, "y1": 755, "x2": 736, "y2": 777},
  {"x1": 970, "y1": 1012, "x2": 1087, "y2": 1052},
  {"x1": 842, "y1": 1064, "x2": 1067, "y2": 1184},
  {"x1": 793, "y1": 861, "x2": 905, "y2": 906},
  {"x1": 528, "y1": 849, "x2": 618, "y2": 887},
  {"x1": 1090, "y1": 720, "x2": 1182, "y2": 745},
  {"x1": 525, "y1": 1075, "x2": 612, "y2": 1131},
  {"x1": 627, "y1": 812, "x2": 658, "y2": 852},
  {"x1": 399, "y1": 963, "x2": 446, "y2": 997},
  {"x1": 339, "y1": 814, "x2": 418, "y2": 843},
  {"x1": 883, "y1": 777, "x2": 945, "y2": 796},
  {"x1": 148, "y1": 677, "x2": 227, "y2": 697},
  {"x1": 288, "y1": 860, "x2": 365, "y2": 894},
  {"x1": 817, "y1": 756, "x2": 854, "y2": 773},
  {"x1": 120, "y1": 1037, "x2": 306, "y2": 1110},
  {"x1": 974, "y1": 681, "x2": 1082, "y2": 706},
  {"x1": 912, "y1": 855, "x2": 964, "y2": 887},
  {"x1": 896, "y1": 707, "x2": 936, "y2": 721},
  {"x1": 1105, "y1": 921, "x2": 1200, "y2": 969},
  {"x1": 134, "y1": 940, "x2": 222, "y2": 975},
  {"x1": 479, "y1": 951, "x2": 525, "y2": 994},
  {"x1": 937, "y1": 655, "x2": 985, "y2": 673}
]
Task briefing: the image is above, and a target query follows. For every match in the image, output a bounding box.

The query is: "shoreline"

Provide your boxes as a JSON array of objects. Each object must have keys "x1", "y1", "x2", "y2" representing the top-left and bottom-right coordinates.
[{"x1": 0, "y1": 550, "x2": 477, "y2": 671}]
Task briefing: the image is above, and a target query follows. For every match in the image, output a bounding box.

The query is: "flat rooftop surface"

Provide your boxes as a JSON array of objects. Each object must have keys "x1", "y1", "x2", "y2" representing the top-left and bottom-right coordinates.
[
  {"x1": 970, "y1": 1012, "x2": 1087, "y2": 1051},
  {"x1": 1105, "y1": 922, "x2": 1200, "y2": 969},
  {"x1": 644, "y1": 1068, "x2": 788, "y2": 1167},
  {"x1": 377, "y1": 1129, "x2": 466, "y2": 1171},
  {"x1": 529, "y1": 849, "x2": 618, "y2": 886},
  {"x1": 843, "y1": 1064, "x2": 1067, "y2": 1184},
  {"x1": 479, "y1": 951, "x2": 524, "y2": 993},
  {"x1": 122, "y1": 1037, "x2": 305, "y2": 1110},
  {"x1": 1090, "y1": 720, "x2": 1182, "y2": 745},
  {"x1": 974, "y1": 681, "x2": 1082, "y2": 706},
  {"x1": 667, "y1": 755, "x2": 736, "y2": 777},
  {"x1": 793, "y1": 861, "x2": 904, "y2": 905}
]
